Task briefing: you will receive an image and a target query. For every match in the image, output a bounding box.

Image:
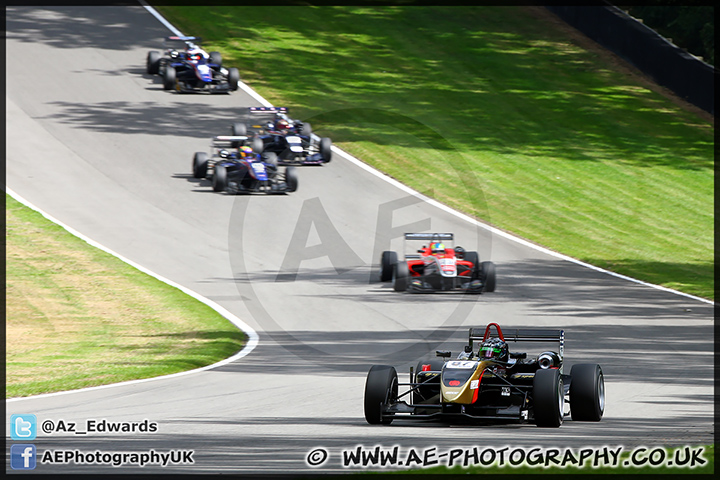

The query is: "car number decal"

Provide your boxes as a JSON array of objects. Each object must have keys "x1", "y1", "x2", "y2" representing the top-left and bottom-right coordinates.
[{"x1": 445, "y1": 361, "x2": 476, "y2": 369}]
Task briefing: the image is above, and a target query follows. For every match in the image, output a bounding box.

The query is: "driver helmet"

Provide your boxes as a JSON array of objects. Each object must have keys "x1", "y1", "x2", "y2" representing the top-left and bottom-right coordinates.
[
  {"x1": 276, "y1": 119, "x2": 290, "y2": 131},
  {"x1": 239, "y1": 146, "x2": 254, "y2": 158},
  {"x1": 430, "y1": 242, "x2": 445, "y2": 254},
  {"x1": 480, "y1": 338, "x2": 508, "y2": 362},
  {"x1": 186, "y1": 46, "x2": 204, "y2": 61}
]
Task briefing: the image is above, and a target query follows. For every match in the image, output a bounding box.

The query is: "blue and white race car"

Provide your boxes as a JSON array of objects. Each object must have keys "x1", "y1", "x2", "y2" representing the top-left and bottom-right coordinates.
[
  {"x1": 192, "y1": 136, "x2": 298, "y2": 194},
  {"x1": 146, "y1": 36, "x2": 239, "y2": 93},
  {"x1": 231, "y1": 107, "x2": 332, "y2": 165}
]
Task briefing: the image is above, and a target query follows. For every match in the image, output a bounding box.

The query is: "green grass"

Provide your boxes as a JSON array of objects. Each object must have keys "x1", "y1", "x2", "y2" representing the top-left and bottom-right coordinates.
[
  {"x1": 157, "y1": 5, "x2": 714, "y2": 300},
  {"x1": 6, "y1": 193, "x2": 247, "y2": 398}
]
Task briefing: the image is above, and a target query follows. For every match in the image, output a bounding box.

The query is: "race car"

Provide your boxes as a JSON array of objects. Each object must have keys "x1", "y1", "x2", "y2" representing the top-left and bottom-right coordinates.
[
  {"x1": 146, "y1": 36, "x2": 239, "y2": 93},
  {"x1": 364, "y1": 322, "x2": 605, "y2": 428},
  {"x1": 230, "y1": 107, "x2": 332, "y2": 165},
  {"x1": 379, "y1": 233, "x2": 496, "y2": 293},
  {"x1": 192, "y1": 136, "x2": 298, "y2": 194}
]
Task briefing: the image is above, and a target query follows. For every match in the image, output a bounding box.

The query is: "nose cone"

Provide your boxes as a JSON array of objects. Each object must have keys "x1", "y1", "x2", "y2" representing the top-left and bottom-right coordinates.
[
  {"x1": 195, "y1": 64, "x2": 213, "y2": 82},
  {"x1": 441, "y1": 360, "x2": 485, "y2": 404}
]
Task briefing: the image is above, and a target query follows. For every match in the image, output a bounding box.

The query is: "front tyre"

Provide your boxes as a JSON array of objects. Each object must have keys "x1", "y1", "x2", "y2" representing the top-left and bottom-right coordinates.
[
  {"x1": 146, "y1": 51, "x2": 161, "y2": 74},
  {"x1": 569, "y1": 364, "x2": 605, "y2": 421},
  {"x1": 212, "y1": 164, "x2": 228, "y2": 192},
  {"x1": 364, "y1": 365, "x2": 397, "y2": 425},
  {"x1": 380, "y1": 251, "x2": 398, "y2": 282},
  {"x1": 300, "y1": 122, "x2": 312, "y2": 136},
  {"x1": 192, "y1": 152, "x2": 208, "y2": 179},
  {"x1": 533, "y1": 369, "x2": 564, "y2": 428},
  {"x1": 285, "y1": 166, "x2": 298, "y2": 192},
  {"x1": 227, "y1": 67, "x2": 240, "y2": 91},
  {"x1": 393, "y1": 261, "x2": 409, "y2": 292},
  {"x1": 320, "y1": 137, "x2": 332, "y2": 162},
  {"x1": 163, "y1": 66, "x2": 176, "y2": 91},
  {"x1": 480, "y1": 261, "x2": 496, "y2": 292}
]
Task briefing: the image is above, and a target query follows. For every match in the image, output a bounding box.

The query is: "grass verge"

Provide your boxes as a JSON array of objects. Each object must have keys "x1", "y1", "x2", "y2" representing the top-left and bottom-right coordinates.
[
  {"x1": 5, "y1": 193, "x2": 246, "y2": 398},
  {"x1": 157, "y1": 5, "x2": 714, "y2": 300}
]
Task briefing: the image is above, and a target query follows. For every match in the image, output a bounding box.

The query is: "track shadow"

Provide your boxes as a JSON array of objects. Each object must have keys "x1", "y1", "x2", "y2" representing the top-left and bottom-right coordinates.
[
  {"x1": 39, "y1": 101, "x2": 242, "y2": 139},
  {"x1": 209, "y1": 322, "x2": 713, "y2": 390},
  {"x1": 6, "y1": 6, "x2": 166, "y2": 51}
]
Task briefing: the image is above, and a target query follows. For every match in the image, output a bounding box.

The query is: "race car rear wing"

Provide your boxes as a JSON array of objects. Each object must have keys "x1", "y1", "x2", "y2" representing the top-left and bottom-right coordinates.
[
  {"x1": 404, "y1": 233, "x2": 454, "y2": 241},
  {"x1": 211, "y1": 135, "x2": 249, "y2": 148},
  {"x1": 248, "y1": 107, "x2": 289, "y2": 114},
  {"x1": 468, "y1": 323, "x2": 565, "y2": 358},
  {"x1": 245, "y1": 107, "x2": 292, "y2": 128},
  {"x1": 165, "y1": 35, "x2": 201, "y2": 42},
  {"x1": 404, "y1": 233, "x2": 454, "y2": 259}
]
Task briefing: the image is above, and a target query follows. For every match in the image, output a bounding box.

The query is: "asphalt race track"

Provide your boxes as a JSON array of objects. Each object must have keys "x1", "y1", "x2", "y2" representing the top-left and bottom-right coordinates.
[{"x1": 5, "y1": 6, "x2": 714, "y2": 475}]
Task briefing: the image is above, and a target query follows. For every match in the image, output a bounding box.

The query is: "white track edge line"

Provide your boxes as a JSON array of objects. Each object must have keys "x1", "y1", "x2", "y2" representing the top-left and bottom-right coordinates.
[
  {"x1": 140, "y1": 1, "x2": 272, "y2": 107},
  {"x1": 5, "y1": 187, "x2": 260, "y2": 403},
  {"x1": 139, "y1": 0, "x2": 182, "y2": 36},
  {"x1": 328, "y1": 146, "x2": 714, "y2": 306},
  {"x1": 141, "y1": 1, "x2": 713, "y2": 307},
  {"x1": 7, "y1": 1, "x2": 264, "y2": 404}
]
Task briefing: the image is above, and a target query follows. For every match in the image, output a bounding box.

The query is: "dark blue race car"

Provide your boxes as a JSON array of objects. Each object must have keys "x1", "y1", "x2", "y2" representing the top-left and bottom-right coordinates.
[
  {"x1": 146, "y1": 36, "x2": 239, "y2": 93},
  {"x1": 231, "y1": 107, "x2": 332, "y2": 165},
  {"x1": 193, "y1": 136, "x2": 298, "y2": 194}
]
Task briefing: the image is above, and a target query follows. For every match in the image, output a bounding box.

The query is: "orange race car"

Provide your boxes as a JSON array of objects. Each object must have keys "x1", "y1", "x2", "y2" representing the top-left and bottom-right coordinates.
[{"x1": 379, "y1": 233, "x2": 496, "y2": 294}]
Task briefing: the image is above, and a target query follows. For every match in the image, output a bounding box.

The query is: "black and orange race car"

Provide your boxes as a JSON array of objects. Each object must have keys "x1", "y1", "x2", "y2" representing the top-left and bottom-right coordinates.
[
  {"x1": 379, "y1": 233, "x2": 496, "y2": 293},
  {"x1": 363, "y1": 322, "x2": 605, "y2": 428}
]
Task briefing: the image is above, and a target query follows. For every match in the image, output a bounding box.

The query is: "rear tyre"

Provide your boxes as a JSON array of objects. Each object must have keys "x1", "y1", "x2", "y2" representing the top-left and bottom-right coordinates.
[
  {"x1": 480, "y1": 261, "x2": 496, "y2": 292},
  {"x1": 364, "y1": 365, "x2": 397, "y2": 425},
  {"x1": 393, "y1": 261, "x2": 409, "y2": 292},
  {"x1": 533, "y1": 369, "x2": 564, "y2": 428},
  {"x1": 320, "y1": 137, "x2": 332, "y2": 162},
  {"x1": 227, "y1": 67, "x2": 240, "y2": 91},
  {"x1": 300, "y1": 122, "x2": 312, "y2": 136},
  {"x1": 569, "y1": 364, "x2": 605, "y2": 421},
  {"x1": 251, "y1": 136, "x2": 264, "y2": 154},
  {"x1": 146, "y1": 51, "x2": 161, "y2": 74},
  {"x1": 163, "y1": 66, "x2": 176, "y2": 90},
  {"x1": 285, "y1": 167, "x2": 298, "y2": 192},
  {"x1": 212, "y1": 164, "x2": 228, "y2": 192},
  {"x1": 230, "y1": 123, "x2": 246, "y2": 147},
  {"x1": 380, "y1": 251, "x2": 398, "y2": 282},
  {"x1": 262, "y1": 152, "x2": 279, "y2": 169},
  {"x1": 232, "y1": 123, "x2": 247, "y2": 137},
  {"x1": 209, "y1": 51, "x2": 222, "y2": 67},
  {"x1": 192, "y1": 152, "x2": 208, "y2": 179},
  {"x1": 464, "y1": 251, "x2": 479, "y2": 277}
]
